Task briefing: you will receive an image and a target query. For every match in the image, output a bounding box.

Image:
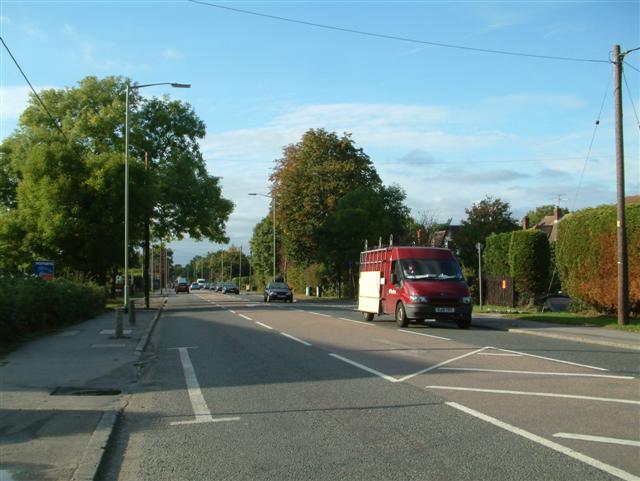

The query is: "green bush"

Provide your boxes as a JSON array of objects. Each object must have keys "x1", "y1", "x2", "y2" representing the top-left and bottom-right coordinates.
[
  {"x1": 509, "y1": 230, "x2": 550, "y2": 304},
  {"x1": 0, "y1": 276, "x2": 107, "y2": 344},
  {"x1": 556, "y1": 203, "x2": 639, "y2": 315},
  {"x1": 484, "y1": 232, "x2": 512, "y2": 276}
]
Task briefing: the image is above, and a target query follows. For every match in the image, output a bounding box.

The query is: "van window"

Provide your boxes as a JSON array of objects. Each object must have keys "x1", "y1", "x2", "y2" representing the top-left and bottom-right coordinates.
[{"x1": 400, "y1": 259, "x2": 463, "y2": 281}]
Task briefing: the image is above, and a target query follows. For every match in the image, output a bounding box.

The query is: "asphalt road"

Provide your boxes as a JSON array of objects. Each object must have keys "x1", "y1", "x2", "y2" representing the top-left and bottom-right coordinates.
[{"x1": 100, "y1": 291, "x2": 640, "y2": 481}]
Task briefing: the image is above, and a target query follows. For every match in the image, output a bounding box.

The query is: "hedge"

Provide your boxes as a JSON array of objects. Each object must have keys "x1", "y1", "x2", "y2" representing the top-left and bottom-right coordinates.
[
  {"x1": 0, "y1": 277, "x2": 107, "y2": 343},
  {"x1": 555, "y1": 203, "x2": 639, "y2": 315},
  {"x1": 484, "y1": 232, "x2": 512, "y2": 276},
  {"x1": 509, "y1": 230, "x2": 550, "y2": 303}
]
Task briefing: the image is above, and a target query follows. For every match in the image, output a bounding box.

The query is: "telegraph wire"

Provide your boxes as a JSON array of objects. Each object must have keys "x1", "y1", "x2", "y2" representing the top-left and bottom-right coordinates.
[
  {"x1": 624, "y1": 61, "x2": 640, "y2": 73},
  {"x1": 623, "y1": 71, "x2": 640, "y2": 131},
  {"x1": 187, "y1": 0, "x2": 609, "y2": 64},
  {"x1": 0, "y1": 36, "x2": 69, "y2": 143},
  {"x1": 570, "y1": 72, "x2": 612, "y2": 211}
]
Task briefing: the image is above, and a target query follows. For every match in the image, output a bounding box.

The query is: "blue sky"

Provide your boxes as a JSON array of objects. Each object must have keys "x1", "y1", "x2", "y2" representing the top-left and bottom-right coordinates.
[{"x1": 1, "y1": 1, "x2": 639, "y2": 265}]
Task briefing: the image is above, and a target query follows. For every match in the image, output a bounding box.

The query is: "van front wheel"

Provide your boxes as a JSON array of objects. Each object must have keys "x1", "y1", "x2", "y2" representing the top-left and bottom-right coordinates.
[{"x1": 395, "y1": 302, "x2": 409, "y2": 328}]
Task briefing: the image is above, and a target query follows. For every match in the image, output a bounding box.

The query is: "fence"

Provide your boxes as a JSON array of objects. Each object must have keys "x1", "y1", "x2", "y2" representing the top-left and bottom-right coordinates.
[{"x1": 484, "y1": 275, "x2": 515, "y2": 307}]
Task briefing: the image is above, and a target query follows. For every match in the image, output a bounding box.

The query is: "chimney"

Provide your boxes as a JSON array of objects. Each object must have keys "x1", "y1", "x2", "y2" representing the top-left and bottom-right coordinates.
[
  {"x1": 554, "y1": 207, "x2": 562, "y2": 223},
  {"x1": 522, "y1": 216, "x2": 530, "y2": 230}
]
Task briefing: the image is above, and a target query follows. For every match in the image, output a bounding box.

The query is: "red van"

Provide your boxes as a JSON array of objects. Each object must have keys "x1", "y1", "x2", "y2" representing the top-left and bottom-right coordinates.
[{"x1": 358, "y1": 246, "x2": 472, "y2": 329}]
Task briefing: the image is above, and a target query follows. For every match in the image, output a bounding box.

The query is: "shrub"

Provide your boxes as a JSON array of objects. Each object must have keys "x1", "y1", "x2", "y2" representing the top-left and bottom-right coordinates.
[
  {"x1": 509, "y1": 230, "x2": 550, "y2": 304},
  {"x1": 484, "y1": 232, "x2": 512, "y2": 276},
  {"x1": 556, "y1": 203, "x2": 639, "y2": 315},
  {"x1": 0, "y1": 277, "x2": 107, "y2": 344}
]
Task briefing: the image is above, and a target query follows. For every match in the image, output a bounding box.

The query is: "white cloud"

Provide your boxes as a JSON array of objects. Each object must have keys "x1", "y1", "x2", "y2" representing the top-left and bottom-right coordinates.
[
  {"x1": 163, "y1": 48, "x2": 183, "y2": 60},
  {"x1": 0, "y1": 86, "x2": 32, "y2": 120}
]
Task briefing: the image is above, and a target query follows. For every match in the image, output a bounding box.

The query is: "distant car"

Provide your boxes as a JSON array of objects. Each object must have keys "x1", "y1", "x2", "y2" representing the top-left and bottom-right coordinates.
[
  {"x1": 190, "y1": 282, "x2": 201, "y2": 291},
  {"x1": 264, "y1": 282, "x2": 293, "y2": 303},
  {"x1": 203, "y1": 282, "x2": 210, "y2": 290},
  {"x1": 175, "y1": 278, "x2": 190, "y2": 294},
  {"x1": 197, "y1": 278, "x2": 206, "y2": 288},
  {"x1": 216, "y1": 283, "x2": 224, "y2": 292},
  {"x1": 222, "y1": 282, "x2": 239, "y2": 294}
]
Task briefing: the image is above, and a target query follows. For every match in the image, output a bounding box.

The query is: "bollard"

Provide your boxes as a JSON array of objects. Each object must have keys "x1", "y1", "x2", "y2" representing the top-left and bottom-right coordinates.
[
  {"x1": 115, "y1": 308, "x2": 124, "y2": 338},
  {"x1": 128, "y1": 300, "x2": 136, "y2": 325}
]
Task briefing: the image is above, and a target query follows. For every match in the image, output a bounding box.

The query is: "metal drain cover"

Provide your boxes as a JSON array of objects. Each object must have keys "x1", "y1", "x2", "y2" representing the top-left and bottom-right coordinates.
[{"x1": 50, "y1": 387, "x2": 121, "y2": 396}]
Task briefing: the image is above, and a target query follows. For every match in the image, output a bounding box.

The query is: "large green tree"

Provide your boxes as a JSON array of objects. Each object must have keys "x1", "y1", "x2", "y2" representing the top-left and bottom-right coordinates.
[
  {"x1": 270, "y1": 129, "x2": 381, "y2": 266},
  {"x1": 249, "y1": 216, "x2": 282, "y2": 286},
  {"x1": 456, "y1": 196, "x2": 519, "y2": 270},
  {"x1": 0, "y1": 76, "x2": 233, "y2": 281}
]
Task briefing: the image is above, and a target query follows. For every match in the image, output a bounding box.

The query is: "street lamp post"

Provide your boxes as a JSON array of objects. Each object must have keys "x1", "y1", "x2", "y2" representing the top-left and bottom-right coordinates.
[
  {"x1": 123, "y1": 82, "x2": 190, "y2": 309},
  {"x1": 248, "y1": 193, "x2": 276, "y2": 282}
]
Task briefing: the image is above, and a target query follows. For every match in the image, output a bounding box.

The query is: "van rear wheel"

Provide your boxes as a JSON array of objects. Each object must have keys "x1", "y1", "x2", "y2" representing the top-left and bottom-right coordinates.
[
  {"x1": 395, "y1": 302, "x2": 409, "y2": 328},
  {"x1": 363, "y1": 312, "x2": 374, "y2": 322}
]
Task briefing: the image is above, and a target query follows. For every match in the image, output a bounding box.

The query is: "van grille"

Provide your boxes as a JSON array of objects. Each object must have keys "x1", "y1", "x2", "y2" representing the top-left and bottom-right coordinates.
[{"x1": 430, "y1": 298, "x2": 459, "y2": 306}]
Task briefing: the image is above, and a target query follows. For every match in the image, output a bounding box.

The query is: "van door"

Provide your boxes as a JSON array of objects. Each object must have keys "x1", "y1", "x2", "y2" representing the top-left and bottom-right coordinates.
[{"x1": 384, "y1": 260, "x2": 402, "y2": 314}]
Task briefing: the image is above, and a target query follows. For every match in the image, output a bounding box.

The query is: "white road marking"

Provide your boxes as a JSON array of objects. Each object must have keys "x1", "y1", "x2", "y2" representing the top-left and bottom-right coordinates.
[
  {"x1": 398, "y1": 329, "x2": 451, "y2": 341},
  {"x1": 99, "y1": 329, "x2": 132, "y2": 335},
  {"x1": 489, "y1": 347, "x2": 608, "y2": 371},
  {"x1": 238, "y1": 314, "x2": 252, "y2": 321},
  {"x1": 339, "y1": 317, "x2": 376, "y2": 326},
  {"x1": 308, "y1": 311, "x2": 331, "y2": 317},
  {"x1": 170, "y1": 347, "x2": 240, "y2": 426},
  {"x1": 427, "y1": 386, "x2": 640, "y2": 405},
  {"x1": 229, "y1": 310, "x2": 236, "y2": 314},
  {"x1": 281, "y1": 332, "x2": 312, "y2": 346},
  {"x1": 477, "y1": 352, "x2": 522, "y2": 357},
  {"x1": 91, "y1": 344, "x2": 126, "y2": 348},
  {"x1": 553, "y1": 433, "x2": 640, "y2": 447},
  {"x1": 395, "y1": 347, "x2": 490, "y2": 383},
  {"x1": 447, "y1": 402, "x2": 639, "y2": 481},
  {"x1": 439, "y1": 367, "x2": 634, "y2": 380},
  {"x1": 329, "y1": 353, "x2": 399, "y2": 383},
  {"x1": 255, "y1": 321, "x2": 273, "y2": 330}
]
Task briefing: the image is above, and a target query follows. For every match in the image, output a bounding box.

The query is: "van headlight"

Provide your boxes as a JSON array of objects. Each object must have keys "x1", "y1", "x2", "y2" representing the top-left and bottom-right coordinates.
[
  {"x1": 410, "y1": 295, "x2": 429, "y2": 303},
  {"x1": 462, "y1": 296, "x2": 471, "y2": 304}
]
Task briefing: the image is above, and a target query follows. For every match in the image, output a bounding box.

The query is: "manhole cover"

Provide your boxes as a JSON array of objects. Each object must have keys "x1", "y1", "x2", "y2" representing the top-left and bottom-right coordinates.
[{"x1": 50, "y1": 387, "x2": 121, "y2": 396}]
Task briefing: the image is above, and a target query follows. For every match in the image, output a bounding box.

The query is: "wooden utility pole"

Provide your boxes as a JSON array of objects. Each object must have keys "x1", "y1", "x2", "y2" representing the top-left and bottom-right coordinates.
[{"x1": 613, "y1": 44, "x2": 629, "y2": 326}]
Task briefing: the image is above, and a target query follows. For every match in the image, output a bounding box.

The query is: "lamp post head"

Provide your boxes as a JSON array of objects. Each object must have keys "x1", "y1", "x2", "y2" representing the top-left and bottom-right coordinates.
[{"x1": 171, "y1": 83, "x2": 191, "y2": 88}]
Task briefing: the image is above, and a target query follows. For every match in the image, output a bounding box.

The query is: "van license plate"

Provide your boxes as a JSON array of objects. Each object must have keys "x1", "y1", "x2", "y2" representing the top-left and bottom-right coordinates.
[{"x1": 435, "y1": 307, "x2": 455, "y2": 313}]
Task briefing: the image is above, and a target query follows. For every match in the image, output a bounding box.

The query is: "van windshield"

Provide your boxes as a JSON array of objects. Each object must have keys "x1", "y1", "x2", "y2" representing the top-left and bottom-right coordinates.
[{"x1": 400, "y1": 258, "x2": 464, "y2": 281}]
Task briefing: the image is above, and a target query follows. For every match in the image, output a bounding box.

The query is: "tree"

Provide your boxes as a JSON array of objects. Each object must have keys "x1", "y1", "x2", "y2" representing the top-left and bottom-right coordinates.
[
  {"x1": 270, "y1": 129, "x2": 381, "y2": 266},
  {"x1": 317, "y1": 185, "x2": 411, "y2": 296},
  {"x1": 525, "y1": 204, "x2": 569, "y2": 226},
  {"x1": 249, "y1": 216, "x2": 282, "y2": 286},
  {"x1": 456, "y1": 196, "x2": 519, "y2": 270},
  {"x1": 0, "y1": 76, "x2": 233, "y2": 282}
]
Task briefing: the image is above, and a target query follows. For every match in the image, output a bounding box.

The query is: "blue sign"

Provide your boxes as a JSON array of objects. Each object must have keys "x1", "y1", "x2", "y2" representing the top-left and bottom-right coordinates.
[{"x1": 34, "y1": 260, "x2": 55, "y2": 281}]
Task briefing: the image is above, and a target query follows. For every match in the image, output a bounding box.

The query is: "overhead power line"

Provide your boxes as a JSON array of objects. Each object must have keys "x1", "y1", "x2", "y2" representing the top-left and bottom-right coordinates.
[
  {"x1": 623, "y1": 71, "x2": 640, "y2": 131},
  {"x1": 0, "y1": 36, "x2": 69, "y2": 142},
  {"x1": 624, "y1": 61, "x2": 640, "y2": 73},
  {"x1": 187, "y1": 0, "x2": 609, "y2": 64}
]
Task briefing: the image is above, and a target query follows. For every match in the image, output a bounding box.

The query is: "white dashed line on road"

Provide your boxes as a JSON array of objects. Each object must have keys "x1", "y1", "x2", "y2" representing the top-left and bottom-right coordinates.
[
  {"x1": 438, "y1": 367, "x2": 635, "y2": 380},
  {"x1": 428, "y1": 386, "x2": 640, "y2": 405},
  {"x1": 255, "y1": 321, "x2": 273, "y2": 330},
  {"x1": 338, "y1": 317, "x2": 376, "y2": 326},
  {"x1": 395, "y1": 347, "x2": 489, "y2": 383},
  {"x1": 477, "y1": 352, "x2": 522, "y2": 357},
  {"x1": 398, "y1": 329, "x2": 450, "y2": 341},
  {"x1": 447, "y1": 402, "x2": 639, "y2": 481},
  {"x1": 329, "y1": 353, "x2": 399, "y2": 383},
  {"x1": 238, "y1": 314, "x2": 252, "y2": 321},
  {"x1": 489, "y1": 347, "x2": 609, "y2": 371},
  {"x1": 281, "y1": 332, "x2": 312, "y2": 346},
  {"x1": 308, "y1": 311, "x2": 331, "y2": 317},
  {"x1": 553, "y1": 433, "x2": 640, "y2": 447}
]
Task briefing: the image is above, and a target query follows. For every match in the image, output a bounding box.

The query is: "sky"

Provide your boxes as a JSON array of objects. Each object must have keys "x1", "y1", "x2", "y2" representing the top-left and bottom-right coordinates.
[{"x1": 1, "y1": 0, "x2": 639, "y2": 266}]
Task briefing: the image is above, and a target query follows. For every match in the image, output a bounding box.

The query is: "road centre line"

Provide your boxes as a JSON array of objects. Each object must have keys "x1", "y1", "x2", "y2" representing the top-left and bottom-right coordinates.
[
  {"x1": 477, "y1": 352, "x2": 522, "y2": 357},
  {"x1": 398, "y1": 329, "x2": 451, "y2": 341},
  {"x1": 238, "y1": 314, "x2": 252, "y2": 321},
  {"x1": 308, "y1": 311, "x2": 331, "y2": 317},
  {"x1": 339, "y1": 317, "x2": 376, "y2": 326},
  {"x1": 428, "y1": 386, "x2": 640, "y2": 405},
  {"x1": 229, "y1": 310, "x2": 236, "y2": 314},
  {"x1": 170, "y1": 347, "x2": 240, "y2": 426},
  {"x1": 255, "y1": 321, "x2": 273, "y2": 330},
  {"x1": 489, "y1": 347, "x2": 608, "y2": 371},
  {"x1": 439, "y1": 367, "x2": 634, "y2": 380},
  {"x1": 446, "y1": 402, "x2": 639, "y2": 481},
  {"x1": 281, "y1": 332, "x2": 312, "y2": 346},
  {"x1": 553, "y1": 433, "x2": 640, "y2": 448},
  {"x1": 395, "y1": 347, "x2": 490, "y2": 383},
  {"x1": 329, "y1": 353, "x2": 399, "y2": 383}
]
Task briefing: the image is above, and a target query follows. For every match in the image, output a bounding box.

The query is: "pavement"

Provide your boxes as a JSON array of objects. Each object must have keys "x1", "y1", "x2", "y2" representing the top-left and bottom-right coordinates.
[
  {"x1": 0, "y1": 293, "x2": 638, "y2": 481},
  {"x1": 0, "y1": 294, "x2": 166, "y2": 481}
]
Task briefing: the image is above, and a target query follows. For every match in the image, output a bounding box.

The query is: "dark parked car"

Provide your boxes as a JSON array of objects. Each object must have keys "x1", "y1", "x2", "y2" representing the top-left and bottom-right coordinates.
[
  {"x1": 175, "y1": 278, "x2": 190, "y2": 294},
  {"x1": 222, "y1": 282, "x2": 239, "y2": 294},
  {"x1": 264, "y1": 282, "x2": 293, "y2": 303}
]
